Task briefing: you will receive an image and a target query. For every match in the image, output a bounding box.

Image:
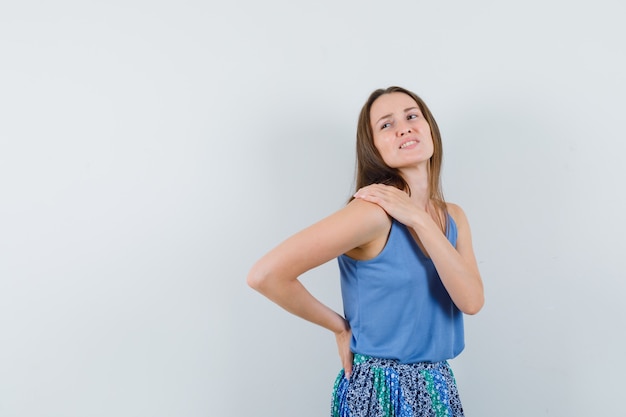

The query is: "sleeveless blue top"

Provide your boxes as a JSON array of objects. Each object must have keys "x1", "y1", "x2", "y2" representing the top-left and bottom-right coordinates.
[{"x1": 338, "y1": 216, "x2": 464, "y2": 364}]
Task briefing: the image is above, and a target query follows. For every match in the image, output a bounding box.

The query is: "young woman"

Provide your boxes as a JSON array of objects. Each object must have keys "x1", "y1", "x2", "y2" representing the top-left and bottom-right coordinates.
[{"x1": 248, "y1": 86, "x2": 484, "y2": 417}]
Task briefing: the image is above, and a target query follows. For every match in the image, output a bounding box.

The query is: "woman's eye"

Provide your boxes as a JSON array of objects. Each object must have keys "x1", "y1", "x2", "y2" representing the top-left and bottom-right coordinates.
[
  {"x1": 407, "y1": 114, "x2": 418, "y2": 120},
  {"x1": 381, "y1": 122, "x2": 391, "y2": 129}
]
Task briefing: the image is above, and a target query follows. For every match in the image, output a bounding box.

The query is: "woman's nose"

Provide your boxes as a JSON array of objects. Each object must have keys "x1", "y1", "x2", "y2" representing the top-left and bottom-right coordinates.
[{"x1": 398, "y1": 126, "x2": 412, "y2": 136}]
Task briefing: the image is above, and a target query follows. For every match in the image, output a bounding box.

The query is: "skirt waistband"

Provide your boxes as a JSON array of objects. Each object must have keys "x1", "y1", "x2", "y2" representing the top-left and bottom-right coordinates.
[{"x1": 352, "y1": 353, "x2": 449, "y2": 369}]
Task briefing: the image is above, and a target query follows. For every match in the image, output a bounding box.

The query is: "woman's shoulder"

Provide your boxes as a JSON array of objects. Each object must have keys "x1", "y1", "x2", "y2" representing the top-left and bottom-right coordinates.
[
  {"x1": 345, "y1": 197, "x2": 391, "y2": 223},
  {"x1": 444, "y1": 202, "x2": 470, "y2": 230},
  {"x1": 341, "y1": 198, "x2": 392, "y2": 237},
  {"x1": 445, "y1": 201, "x2": 465, "y2": 216},
  {"x1": 341, "y1": 198, "x2": 392, "y2": 260}
]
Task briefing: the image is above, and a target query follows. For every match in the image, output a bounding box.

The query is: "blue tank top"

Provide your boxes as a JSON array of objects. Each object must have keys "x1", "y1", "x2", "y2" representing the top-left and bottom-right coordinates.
[{"x1": 338, "y1": 215, "x2": 464, "y2": 364}]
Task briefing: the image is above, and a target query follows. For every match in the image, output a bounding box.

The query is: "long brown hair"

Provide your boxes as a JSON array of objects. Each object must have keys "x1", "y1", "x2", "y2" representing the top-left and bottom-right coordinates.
[{"x1": 353, "y1": 86, "x2": 448, "y2": 231}]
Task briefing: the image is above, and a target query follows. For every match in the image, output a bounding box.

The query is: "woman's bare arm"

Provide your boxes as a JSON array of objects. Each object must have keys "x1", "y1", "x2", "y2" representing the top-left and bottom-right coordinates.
[
  {"x1": 416, "y1": 202, "x2": 484, "y2": 315},
  {"x1": 247, "y1": 199, "x2": 390, "y2": 377},
  {"x1": 247, "y1": 198, "x2": 389, "y2": 328}
]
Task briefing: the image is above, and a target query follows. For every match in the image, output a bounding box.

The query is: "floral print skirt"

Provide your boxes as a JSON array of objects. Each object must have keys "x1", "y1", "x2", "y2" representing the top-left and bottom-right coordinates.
[{"x1": 331, "y1": 354, "x2": 464, "y2": 417}]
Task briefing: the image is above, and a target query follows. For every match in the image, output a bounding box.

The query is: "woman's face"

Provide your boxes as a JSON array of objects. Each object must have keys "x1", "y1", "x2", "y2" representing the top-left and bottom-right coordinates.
[{"x1": 369, "y1": 92, "x2": 434, "y2": 170}]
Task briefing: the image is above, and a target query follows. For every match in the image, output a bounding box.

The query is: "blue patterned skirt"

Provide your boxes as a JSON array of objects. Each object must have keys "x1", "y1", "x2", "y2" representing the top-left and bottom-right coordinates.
[{"x1": 331, "y1": 354, "x2": 464, "y2": 417}]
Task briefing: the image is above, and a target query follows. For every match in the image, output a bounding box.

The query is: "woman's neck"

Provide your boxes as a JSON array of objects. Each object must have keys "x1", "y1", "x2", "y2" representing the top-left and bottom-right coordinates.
[{"x1": 400, "y1": 165, "x2": 430, "y2": 208}]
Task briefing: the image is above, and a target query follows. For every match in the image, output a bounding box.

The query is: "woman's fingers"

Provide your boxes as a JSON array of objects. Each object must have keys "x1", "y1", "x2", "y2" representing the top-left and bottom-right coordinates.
[
  {"x1": 343, "y1": 349, "x2": 354, "y2": 379},
  {"x1": 335, "y1": 327, "x2": 353, "y2": 379},
  {"x1": 353, "y1": 184, "x2": 419, "y2": 226}
]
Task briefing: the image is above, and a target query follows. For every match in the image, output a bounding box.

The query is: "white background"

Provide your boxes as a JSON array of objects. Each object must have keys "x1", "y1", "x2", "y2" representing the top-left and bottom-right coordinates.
[{"x1": 1, "y1": 1, "x2": 625, "y2": 416}]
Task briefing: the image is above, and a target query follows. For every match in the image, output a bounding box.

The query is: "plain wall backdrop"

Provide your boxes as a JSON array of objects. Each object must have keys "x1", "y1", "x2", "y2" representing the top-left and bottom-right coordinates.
[{"x1": 1, "y1": 1, "x2": 625, "y2": 416}]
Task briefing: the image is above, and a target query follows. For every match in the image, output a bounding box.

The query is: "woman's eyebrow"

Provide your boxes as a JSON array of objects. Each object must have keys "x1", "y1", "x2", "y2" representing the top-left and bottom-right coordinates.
[
  {"x1": 375, "y1": 113, "x2": 393, "y2": 125},
  {"x1": 375, "y1": 107, "x2": 420, "y2": 125}
]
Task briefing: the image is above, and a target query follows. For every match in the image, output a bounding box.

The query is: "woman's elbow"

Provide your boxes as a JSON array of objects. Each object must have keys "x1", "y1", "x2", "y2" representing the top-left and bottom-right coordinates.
[
  {"x1": 247, "y1": 259, "x2": 284, "y2": 294},
  {"x1": 247, "y1": 263, "x2": 268, "y2": 292},
  {"x1": 461, "y1": 295, "x2": 484, "y2": 315}
]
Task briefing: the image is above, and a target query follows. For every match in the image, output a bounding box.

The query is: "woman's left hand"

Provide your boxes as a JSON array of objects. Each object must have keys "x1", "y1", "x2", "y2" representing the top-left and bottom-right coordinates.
[{"x1": 353, "y1": 184, "x2": 424, "y2": 227}]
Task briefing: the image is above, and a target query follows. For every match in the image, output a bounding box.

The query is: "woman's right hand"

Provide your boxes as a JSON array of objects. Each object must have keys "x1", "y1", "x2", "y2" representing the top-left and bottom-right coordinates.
[{"x1": 335, "y1": 326, "x2": 353, "y2": 379}]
